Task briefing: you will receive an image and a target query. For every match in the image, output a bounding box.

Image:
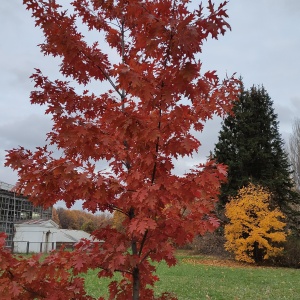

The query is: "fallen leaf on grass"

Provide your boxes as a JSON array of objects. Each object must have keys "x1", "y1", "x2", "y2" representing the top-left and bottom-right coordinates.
[{"x1": 181, "y1": 258, "x2": 255, "y2": 269}]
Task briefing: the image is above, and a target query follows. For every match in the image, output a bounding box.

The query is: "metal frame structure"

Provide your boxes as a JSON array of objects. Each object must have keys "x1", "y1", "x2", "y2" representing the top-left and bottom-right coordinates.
[{"x1": 0, "y1": 181, "x2": 52, "y2": 246}]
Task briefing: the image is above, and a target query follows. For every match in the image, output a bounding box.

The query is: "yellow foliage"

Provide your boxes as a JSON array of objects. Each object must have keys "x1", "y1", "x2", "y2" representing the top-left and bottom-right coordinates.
[
  {"x1": 112, "y1": 210, "x2": 126, "y2": 232},
  {"x1": 224, "y1": 183, "x2": 287, "y2": 263}
]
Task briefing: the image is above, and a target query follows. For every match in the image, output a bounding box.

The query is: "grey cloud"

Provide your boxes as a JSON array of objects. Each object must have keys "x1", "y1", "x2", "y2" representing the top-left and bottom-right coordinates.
[
  {"x1": 279, "y1": 0, "x2": 300, "y2": 13},
  {"x1": 0, "y1": 114, "x2": 51, "y2": 184},
  {"x1": 291, "y1": 97, "x2": 300, "y2": 112},
  {"x1": 275, "y1": 97, "x2": 300, "y2": 142},
  {"x1": 0, "y1": 114, "x2": 52, "y2": 150},
  {"x1": 173, "y1": 117, "x2": 222, "y2": 175},
  {"x1": 0, "y1": 163, "x2": 18, "y2": 186}
]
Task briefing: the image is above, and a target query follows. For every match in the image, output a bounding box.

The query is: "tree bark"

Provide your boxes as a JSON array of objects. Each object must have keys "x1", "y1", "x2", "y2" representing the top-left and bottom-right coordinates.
[{"x1": 132, "y1": 266, "x2": 140, "y2": 300}]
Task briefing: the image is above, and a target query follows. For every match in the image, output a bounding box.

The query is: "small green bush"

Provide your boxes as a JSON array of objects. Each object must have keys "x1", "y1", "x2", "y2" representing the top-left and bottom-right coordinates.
[
  {"x1": 271, "y1": 235, "x2": 300, "y2": 268},
  {"x1": 190, "y1": 232, "x2": 230, "y2": 258}
]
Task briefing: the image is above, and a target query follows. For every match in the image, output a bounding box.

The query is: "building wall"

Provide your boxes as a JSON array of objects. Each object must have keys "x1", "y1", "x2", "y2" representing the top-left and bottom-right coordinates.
[
  {"x1": 0, "y1": 182, "x2": 52, "y2": 247},
  {"x1": 14, "y1": 222, "x2": 58, "y2": 253}
]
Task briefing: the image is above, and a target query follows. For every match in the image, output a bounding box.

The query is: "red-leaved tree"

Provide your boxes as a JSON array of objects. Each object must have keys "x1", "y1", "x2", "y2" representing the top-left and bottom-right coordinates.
[{"x1": 2, "y1": 0, "x2": 239, "y2": 299}]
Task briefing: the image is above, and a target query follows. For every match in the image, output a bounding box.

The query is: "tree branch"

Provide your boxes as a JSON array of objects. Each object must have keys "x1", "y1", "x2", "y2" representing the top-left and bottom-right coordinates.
[{"x1": 138, "y1": 229, "x2": 148, "y2": 256}]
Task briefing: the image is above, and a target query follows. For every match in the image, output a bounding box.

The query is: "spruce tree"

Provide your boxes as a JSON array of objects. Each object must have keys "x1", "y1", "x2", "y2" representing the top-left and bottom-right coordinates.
[{"x1": 214, "y1": 84, "x2": 299, "y2": 222}]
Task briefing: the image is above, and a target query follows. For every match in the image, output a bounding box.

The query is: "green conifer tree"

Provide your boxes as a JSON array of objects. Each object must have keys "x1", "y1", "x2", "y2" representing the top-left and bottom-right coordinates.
[{"x1": 214, "y1": 84, "x2": 299, "y2": 224}]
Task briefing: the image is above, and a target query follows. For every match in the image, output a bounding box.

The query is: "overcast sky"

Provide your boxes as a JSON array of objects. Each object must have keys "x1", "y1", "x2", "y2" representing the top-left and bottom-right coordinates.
[{"x1": 1, "y1": 1, "x2": 300, "y2": 191}]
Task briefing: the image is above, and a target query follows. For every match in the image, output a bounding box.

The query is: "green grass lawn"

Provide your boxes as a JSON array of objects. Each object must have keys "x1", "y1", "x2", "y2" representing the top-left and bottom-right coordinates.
[{"x1": 83, "y1": 251, "x2": 300, "y2": 299}]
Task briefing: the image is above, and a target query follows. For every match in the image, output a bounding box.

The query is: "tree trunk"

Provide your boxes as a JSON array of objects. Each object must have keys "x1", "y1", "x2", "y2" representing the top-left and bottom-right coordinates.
[
  {"x1": 132, "y1": 266, "x2": 140, "y2": 300},
  {"x1": 253, "y1": 241, "x2": 263, "y2": 263}
]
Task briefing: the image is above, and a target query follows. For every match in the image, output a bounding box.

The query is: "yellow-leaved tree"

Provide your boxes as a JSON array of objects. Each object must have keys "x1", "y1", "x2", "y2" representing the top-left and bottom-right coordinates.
[
  {"x1": 112, "y1": 210, "x2": 126, "y2": 232},
  {"x1": 224, "y1": 183, "x2": 287, "y2": 263}
]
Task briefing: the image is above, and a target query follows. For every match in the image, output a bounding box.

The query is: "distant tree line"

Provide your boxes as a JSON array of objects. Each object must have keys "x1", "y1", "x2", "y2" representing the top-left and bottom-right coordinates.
[{"x1": 52, "y1": 207, "x2": 112, "y2": 233}]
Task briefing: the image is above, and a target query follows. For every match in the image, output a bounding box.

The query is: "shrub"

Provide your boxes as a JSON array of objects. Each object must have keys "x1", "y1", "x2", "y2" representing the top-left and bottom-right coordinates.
[
  {"x1": 224, "y1": 183, "x2": 287, "y2": 263},
  {"x1": 191, "y1": 232, "x2": 230, "y2": 258},
  {"x1": 271, "y1": 235, "x2": 300, "y2": 268}
]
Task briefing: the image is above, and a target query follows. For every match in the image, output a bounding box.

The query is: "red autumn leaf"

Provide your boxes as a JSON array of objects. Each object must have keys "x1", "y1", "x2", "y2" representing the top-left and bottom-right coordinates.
[{"x1": 11, "y1": 282, "x2": 22, "y2": 298}]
